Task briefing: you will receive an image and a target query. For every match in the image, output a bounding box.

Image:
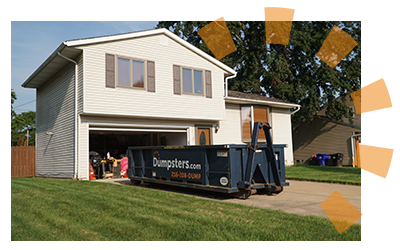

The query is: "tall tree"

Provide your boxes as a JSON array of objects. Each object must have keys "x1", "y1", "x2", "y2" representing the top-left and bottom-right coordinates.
[{"x1": 156, "y1": 21, "x2": 361, "y2": 123}]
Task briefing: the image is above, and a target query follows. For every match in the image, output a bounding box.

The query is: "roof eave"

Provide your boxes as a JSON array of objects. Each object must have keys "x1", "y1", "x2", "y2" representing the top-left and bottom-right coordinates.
[
  {"x1": 65, "y1": 28, "x2": 236, "y2": 76},
  {"x1": 225, "y1": 96, "x2": 300, "y2": 109},
  {"x1": 21, "y1": 43, "x2": 66, "y2": 88}
]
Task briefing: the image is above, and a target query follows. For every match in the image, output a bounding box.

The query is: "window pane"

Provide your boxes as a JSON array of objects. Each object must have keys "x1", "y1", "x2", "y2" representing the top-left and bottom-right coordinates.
[
  {"x1": 241, "y1": 106, "x2": 252, "y2": 141},
  {"x1": 118, "y1": 58, "x2": 130, "y2": 87},
  {"x1": 193, "y1": 70, "x2": 203, "y2": 94},
  {"x1": 182, "y1": 68, "x2": 192, "y2": 93},
  {"x1": 132, "y1": 60, "x2": 144, "y2": 88}
]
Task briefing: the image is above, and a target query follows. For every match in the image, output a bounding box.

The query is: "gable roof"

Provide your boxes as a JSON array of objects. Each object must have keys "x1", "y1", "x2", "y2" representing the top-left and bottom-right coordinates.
[
  {"x1": 225, "y1": 90, "x2": 300, "y2": 109},
  {"x1": 22, "y1": 28, "x2": 236, "y2": 89}
]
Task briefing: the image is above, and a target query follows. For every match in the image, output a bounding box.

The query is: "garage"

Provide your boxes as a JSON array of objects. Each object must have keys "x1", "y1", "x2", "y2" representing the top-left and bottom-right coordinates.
[{"x1": 88, "y1": 126, "x2": 188, "y2": 179}]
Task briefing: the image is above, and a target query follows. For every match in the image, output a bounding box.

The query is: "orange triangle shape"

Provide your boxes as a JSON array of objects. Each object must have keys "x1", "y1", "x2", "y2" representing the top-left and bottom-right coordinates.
[{"x1": 357, "y1": 144, "x2": 393, "y2": 178}]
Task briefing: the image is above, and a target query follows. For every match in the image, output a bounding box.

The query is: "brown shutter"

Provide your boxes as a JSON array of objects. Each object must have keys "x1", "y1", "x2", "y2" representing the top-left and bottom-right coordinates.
[
  {"x1": 205, "y1": 70, "x2": 212, "y2": 98},
  {"x1": 105, "y1": 54, "x2": 115, "y2": 88},
  {"x1": 173, "y1": 65, "x2": 181, "y2": 95},
  {"x1": 147, "y1": 61, "x2": 155, "y2": 92}
]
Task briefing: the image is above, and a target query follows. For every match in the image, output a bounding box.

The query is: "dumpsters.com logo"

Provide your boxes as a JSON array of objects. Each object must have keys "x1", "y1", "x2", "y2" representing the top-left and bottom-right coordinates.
[{"x1": 152, "y1": 151, "x2": 201, "y2": 171}]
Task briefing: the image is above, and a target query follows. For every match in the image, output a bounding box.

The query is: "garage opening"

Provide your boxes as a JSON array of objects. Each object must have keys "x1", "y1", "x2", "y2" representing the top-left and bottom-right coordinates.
[{"x1": 88, "y1": 127, "x2": 187, "y2": 179}]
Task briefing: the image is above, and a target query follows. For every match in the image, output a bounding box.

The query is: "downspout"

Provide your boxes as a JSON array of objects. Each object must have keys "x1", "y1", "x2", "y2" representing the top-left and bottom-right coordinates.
[
  {"x1": 57, "y1": 52, "x2": 79, "y2": 179},
  {"x1": 290, "y1": 106, "x2": 301, "y2": 115},
  {"x1": 224, "y1": 73, "x2": 237, "y2": 97}
]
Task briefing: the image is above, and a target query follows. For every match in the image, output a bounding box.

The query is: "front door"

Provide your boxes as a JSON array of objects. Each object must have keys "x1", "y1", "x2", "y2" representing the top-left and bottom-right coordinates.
[{"x1": 197, "y1": 127, "x2": 211, "y2": 145}]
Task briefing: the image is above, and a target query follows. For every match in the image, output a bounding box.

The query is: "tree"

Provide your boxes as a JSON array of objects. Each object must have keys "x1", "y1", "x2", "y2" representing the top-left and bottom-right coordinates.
[
  {"x1": 11, "y1": 90, "x2": 36, "y2": 146},
  {"x1": 11, "y1": 89, "x2": 17, "y2": 119},
  {"x1": 156, "y1": 21, "x2": 361, "y2": 124}
]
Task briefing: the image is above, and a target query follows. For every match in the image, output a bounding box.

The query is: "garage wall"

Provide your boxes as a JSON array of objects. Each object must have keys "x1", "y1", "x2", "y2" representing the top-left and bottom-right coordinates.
[
  {"x1": 271, "y1": 108, "x2": 294, "y2": 165},
  {"x1": 213, "y1": 103, "x2": 243, "y2": 145}
]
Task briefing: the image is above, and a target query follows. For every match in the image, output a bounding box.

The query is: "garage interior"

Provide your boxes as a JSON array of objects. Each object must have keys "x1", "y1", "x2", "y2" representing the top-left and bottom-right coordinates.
[
  {"x1": 89, "y1": 128, "x2": 188, "y2": 159},
  {"x1": 88, "y1": 128, "x2": 187, "y2": 179}
]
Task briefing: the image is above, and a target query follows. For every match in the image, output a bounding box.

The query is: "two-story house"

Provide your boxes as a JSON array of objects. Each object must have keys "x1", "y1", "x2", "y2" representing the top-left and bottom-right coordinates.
[{"x1": 22, "y1": 28, "x2": 300, "y2": 180}]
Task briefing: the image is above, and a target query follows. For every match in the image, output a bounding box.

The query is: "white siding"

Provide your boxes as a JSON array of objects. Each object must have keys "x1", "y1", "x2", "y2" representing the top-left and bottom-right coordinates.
[
  {"x1": 78, "y1": 119, "x2": 88, "y2": 180},
  {"x1": 36, "y1": 63, "x2": 76, "y2": 178},
  {"x1": 213, "y1": 104, "x2": 243, "y2": 144},
  {"x1": 78, "y1": 34, "x2": 227, "y2": 121},
  {"x1": 271, "y1": 108, "x2": 294, "y2": 165}
]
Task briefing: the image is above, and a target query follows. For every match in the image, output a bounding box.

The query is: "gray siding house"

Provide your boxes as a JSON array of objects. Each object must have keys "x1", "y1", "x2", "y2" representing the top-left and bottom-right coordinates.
[
  {"x1": 292, "y1": 96, "x2": 361, "y2": 166},
  {"x1": 22, "y1": 28, "x2": 300, "y2": 180}
]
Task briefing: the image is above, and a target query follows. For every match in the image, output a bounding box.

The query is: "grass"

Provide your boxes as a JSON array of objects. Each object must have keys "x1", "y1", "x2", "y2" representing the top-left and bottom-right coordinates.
[
  {"x1": 285, "y1": 163, "x2": 361, "y2": 185},
  {"x1": 11, "y1": 177, "x2": 360, "y2": 241}
]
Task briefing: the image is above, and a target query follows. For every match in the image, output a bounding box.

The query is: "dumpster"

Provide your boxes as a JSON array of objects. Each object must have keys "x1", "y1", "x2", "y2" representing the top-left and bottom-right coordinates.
[
  {"x1": 127, "y1": 122, "x2": 288, "y2": 199},
  {"x1": 330, "y1": 153, "x2": 344, "y2": 166},
  {"x1": 316, "y1": 154, "x2": 329, "y2": 166}
]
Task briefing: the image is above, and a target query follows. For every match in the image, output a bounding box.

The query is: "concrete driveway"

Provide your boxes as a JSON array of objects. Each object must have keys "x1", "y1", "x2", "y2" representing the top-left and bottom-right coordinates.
[
  {"x1": 222, "y1": 180, "x2": 361, "y2": 225},
  {"x1": 97, "y1": 178, "x2": 361, "y2": 225}
]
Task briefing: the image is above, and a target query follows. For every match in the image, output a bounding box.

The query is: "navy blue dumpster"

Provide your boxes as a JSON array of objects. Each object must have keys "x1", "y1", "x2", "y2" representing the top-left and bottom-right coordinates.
[
  {"x1": 127, "y1": 122, "x2": 288, "y2": 199},
  {"x1": 316, "y1": 154, "x2": 329, "y2": 166}
]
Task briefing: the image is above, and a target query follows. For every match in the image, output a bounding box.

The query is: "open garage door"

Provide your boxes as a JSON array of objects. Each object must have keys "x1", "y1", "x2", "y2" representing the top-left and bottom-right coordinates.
[
  {"x1": 89, "y1": 127, "x2": 187, "y2": 159},
  {"x1": 88, "y1": 127, "x2": 187, "y2": 179}
]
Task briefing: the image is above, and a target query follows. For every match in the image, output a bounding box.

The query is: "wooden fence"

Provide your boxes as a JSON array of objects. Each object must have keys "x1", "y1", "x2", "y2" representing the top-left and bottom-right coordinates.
[{"x1": 11, "y1": 146, "x2": 35, "y2": 178}]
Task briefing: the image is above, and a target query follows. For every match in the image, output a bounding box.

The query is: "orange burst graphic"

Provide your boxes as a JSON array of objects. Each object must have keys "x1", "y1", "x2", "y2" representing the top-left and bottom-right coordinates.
[
  {"x1": 350, "y1": 78, "x2": 392, "y2": 114},
  {"x1": 316, "y1": 25, "x2": 358, "y2": 68},
  {"x1": 264, "y1": 7, "x2": 295, "y2": 45},
  {"x1": 197, "y1": 17, "x2": 237, "y2": 60},
  {"x1": 320, "y1": 191, "x2": 362, "y2": 234},
  {"x1": 356, "y1": 144, "x2": 394, "y2": 178}
]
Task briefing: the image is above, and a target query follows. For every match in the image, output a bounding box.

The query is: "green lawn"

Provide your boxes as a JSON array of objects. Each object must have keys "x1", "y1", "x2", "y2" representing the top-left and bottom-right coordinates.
[
  {"x1": 285, "y1": 164, "x2": 361, "y2": 185},
  {"x1": 11, "y1": 177, "x2": 360, "y2": 241}
]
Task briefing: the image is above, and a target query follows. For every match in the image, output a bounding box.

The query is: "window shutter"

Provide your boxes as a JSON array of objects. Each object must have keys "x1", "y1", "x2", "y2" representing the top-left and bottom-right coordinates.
[
  {"x1": 147, "y1": 61, "x2": 155, "y2": 92},
  {"x1": 205, "y1": 70, "x2": 212, "y2": 98},
  {"x1": 105, "y1": 54, "x2": 115, "y2": 88},
  {"x1": 173, "y1": 65, "x2": 181, "y2": 95}
]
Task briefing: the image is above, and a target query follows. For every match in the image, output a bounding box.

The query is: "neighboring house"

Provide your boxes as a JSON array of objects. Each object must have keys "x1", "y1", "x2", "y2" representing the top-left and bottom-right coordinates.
[
  {"x1": 22, "y1": 28, "x2": 300, "y2": 180},
  {"x1": 292, "y1": 95, "x2": 361, "y2": 166}
]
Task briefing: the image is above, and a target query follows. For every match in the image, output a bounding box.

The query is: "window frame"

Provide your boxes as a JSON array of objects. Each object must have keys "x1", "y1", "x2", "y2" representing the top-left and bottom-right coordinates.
[
  {"x1": 180, "y1": 66, "x2": 205, "y2": 96},
  {"x1": 115, "y1": 55, "x2": 147, "y2": 90},
  {"x1": 240, "y1": 105, "x2": 271, "y2": 143}
]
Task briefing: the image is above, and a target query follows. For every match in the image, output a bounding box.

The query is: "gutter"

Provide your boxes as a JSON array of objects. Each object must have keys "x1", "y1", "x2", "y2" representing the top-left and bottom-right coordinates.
[
  {"x1": 225, "y1": 96, "x2": 300, "y2": 109},
  {"x1": 57, "y1": 52, "x2": 79, "y2": 180},
  {"x1": 224, "y1": 73, "x2": 237, "y2": 97}
]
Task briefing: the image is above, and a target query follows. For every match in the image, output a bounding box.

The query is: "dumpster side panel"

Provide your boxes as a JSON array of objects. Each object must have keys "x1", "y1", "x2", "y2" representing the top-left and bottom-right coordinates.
[
  {"x1": 230, "y1": 148, "x2": 242, "y2": 189},
  {"x1": 206, "y1": 148, "x2": 230, "y2": 187},
  {"x1": 151, "y1": 149, "x2": 204, "y2": 183}
]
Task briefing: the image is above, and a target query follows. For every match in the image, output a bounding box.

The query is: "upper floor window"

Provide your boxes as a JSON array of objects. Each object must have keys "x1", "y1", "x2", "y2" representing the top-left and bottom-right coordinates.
[
  {"x1": 173, "y1": 65, "x2": 212, "y2": 98},
  {"x1": 105, "y1": 53, "x2": 155, "y2": 92},
  {"x1": 182, "y1": 68, "x2": 203, "y2": 95},
  {"x1": 117, "y1": 57, "x2": 145, "y2": 88}
]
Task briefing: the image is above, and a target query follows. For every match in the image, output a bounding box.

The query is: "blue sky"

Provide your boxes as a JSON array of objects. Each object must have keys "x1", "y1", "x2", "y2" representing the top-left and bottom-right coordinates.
[{"x1": 11, "y1": 21, "x2": 158, "y2": 113}]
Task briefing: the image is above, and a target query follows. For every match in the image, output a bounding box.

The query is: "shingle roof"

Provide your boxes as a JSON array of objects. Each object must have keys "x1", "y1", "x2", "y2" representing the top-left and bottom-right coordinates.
[{"x1": 227, "y1": 90, "x2": 297, "y2": 105}]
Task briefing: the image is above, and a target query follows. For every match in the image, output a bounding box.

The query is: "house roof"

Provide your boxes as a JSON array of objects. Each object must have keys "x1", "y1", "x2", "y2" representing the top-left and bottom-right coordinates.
[
  {"x1": 21, "y1": 28, "x2": 236, "y2": 89},
  {"x1": 225, "y1": 90, "x2": 300, "y2": 109}
]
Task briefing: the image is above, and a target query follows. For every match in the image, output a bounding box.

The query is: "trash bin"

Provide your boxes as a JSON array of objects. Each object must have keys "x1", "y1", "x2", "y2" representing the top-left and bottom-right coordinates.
[
  {"x1": 316, "y1": 154, "x2": 329, "y2": 166},
  {"x1": 309, "y1": 155, "x2": 318, "y2": 165},
  {"x1": 330, "y1": 153, "x2": 344, "y2": 166}
]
